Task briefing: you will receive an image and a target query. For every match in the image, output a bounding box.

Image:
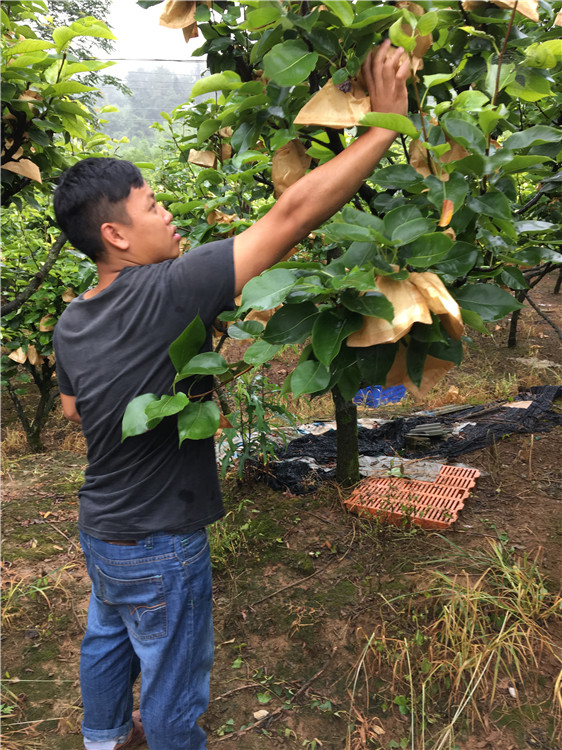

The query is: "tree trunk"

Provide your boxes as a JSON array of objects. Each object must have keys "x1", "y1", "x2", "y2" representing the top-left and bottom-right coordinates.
[{"x1": 332, "y1": 386, "x2": 360, "y2": 488}]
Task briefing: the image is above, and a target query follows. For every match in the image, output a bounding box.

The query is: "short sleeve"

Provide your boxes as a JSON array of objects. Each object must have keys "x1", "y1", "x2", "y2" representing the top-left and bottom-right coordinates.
[
  {"x1": 54, "y1": 346, "x2": 74, "y2": 396},
  {"x1": 166, "y1": 238, "x2": 235, "y2": 327}
]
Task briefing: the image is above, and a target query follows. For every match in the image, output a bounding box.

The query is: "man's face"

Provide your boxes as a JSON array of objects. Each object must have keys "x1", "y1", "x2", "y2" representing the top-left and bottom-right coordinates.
[{"x1": 118, "y1": 181, "x2": 181, "y2": 264}]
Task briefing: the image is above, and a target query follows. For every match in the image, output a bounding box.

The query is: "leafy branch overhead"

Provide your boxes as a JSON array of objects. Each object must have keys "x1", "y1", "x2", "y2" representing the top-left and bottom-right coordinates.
[{"x1": 124, "y1": 0, "x2": 561, "y2": 442}]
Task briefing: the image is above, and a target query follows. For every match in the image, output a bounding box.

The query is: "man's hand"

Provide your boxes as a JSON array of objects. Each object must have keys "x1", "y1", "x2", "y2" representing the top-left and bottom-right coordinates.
[{"x1": 363, "y1": 40, "x2": 410, "y2": 117}]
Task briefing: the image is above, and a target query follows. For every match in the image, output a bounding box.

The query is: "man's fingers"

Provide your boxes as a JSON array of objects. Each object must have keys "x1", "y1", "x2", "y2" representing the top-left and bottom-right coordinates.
[
  {"x1": 363, "y1": 50, "x2": 375, "y2": 97},
  {"x1": 396, "y1": 54, "x2": 411, "y2": 83}
]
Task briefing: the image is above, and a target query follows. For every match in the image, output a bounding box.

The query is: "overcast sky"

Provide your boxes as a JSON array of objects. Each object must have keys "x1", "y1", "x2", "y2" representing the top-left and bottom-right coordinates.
[{"x1": 106, "y1": 0, "x2": 205, "y2": 77}]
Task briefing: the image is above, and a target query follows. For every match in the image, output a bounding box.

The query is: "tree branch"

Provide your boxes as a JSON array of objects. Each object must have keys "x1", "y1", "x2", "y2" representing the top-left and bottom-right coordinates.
[
  {"x1": 1, "y1": 232, "x2": 67, "y2": 317},
  {"x1": 525, "y1": 293, "x2": 562, "y2": 341}
]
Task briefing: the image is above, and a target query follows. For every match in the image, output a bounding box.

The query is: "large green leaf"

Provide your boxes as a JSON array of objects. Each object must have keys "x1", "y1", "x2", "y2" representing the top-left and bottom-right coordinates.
[
  {"x1": 513, "y1": 220, "x2": 555, "y2": 234},
  {"x1": 467, "y1": 192, "x2": 512, "y2": 222},
  {"x1": 176, "y1": 352, "x2": 229, "y2": 377},
  {"x1": 243, "y1": 340, "x2": 283, "y2": 366},
  {"x1": 190, "y1": 71, "x2": 242, "y2": 98},
  {"x1": 360, "y1": 113, "x2": 419, "y2": 138},
  {"x1": 240, "y1": 269, "x2": 297, "y2": 311},
  {"x1": 177, "y1": 401, "x2": 221, "y2": 444},
  {"x1": 434, "y1": 242, "x2": 478, "y2": 278},
  {"x1": 227, "y1": 320, "x2": 264, "y2": 340},
  {"x1": 406, "y1": 339, "x2": 428, "y2": 388},
  {"x1": 442, "y1": 117, "x2": 486, "y2": 154},
  {"x1": 323, "y1": 222, "x2": 378, "y2": 244},
  {"x1": 6, "y1": 39, "x2": 54, "y2": 55},
  {"x1": 311, "y1": 309, "x2": 362, "y2": 367},
  {"x1": 290, "y1": 360, "x2": 330, "y2": 398},
  {"x1": 424, "y1": 172, "x2": 469, "y2": 214},
  {"x1": 392, "y1": 218, "x2": 435, "y2": 245},
  {"x1": 263, "y1": 301, "x2": 318, "y2": 344},
  {"x1": 452, "y1": 284, "x2": 524, "y2": 322},
  {"x1": 355, "y1": 343, "x2": 398, "y2": 385},
  {"x1": 340, "y1": 290, "x2": 394, "y2": 322},
  {"x1": 503, "y1": 126, "x2": 562, "y2": 150},
  {"x1": 121, "y1": 394, "x2": 159, "y2": 441},
  {"x1": 263, "y1": 40, "x2": 318, "y2": 86},
  {"x1": 322, "y1": 0, "x2": 355, "y2": 26},
  {"x1": 372, "y1": 164, "x2": 423, "y2": 189},
  {"x1": 168, "y1": 315, "x2": 206, "y2": 373},
  {"x1": 403, "y1": 232, "x2": 453, "y2": 268},
  {"x1": 145, "y1": 393, "x2": 189, "y2": 429}
]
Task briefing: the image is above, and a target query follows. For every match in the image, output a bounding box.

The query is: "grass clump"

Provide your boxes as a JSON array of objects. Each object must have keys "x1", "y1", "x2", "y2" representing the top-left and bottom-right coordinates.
[{"x1": 349, "y1": 537, "x2": 561, "y2": 749}]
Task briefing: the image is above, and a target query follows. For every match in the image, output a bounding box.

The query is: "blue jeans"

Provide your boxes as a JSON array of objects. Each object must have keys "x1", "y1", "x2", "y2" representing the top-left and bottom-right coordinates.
[{"x1": 79, "y1": 529, "x2": 214, "y2": 750}]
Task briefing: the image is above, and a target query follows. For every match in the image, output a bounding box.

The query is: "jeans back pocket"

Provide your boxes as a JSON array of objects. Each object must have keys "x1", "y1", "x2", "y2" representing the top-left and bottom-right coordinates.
[{"x1": 95, "y1": 566, "x2": 168, "y2": 641}]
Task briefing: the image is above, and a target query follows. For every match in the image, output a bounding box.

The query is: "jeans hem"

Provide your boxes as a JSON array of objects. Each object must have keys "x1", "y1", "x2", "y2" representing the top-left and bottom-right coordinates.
[{"x1": 82, "y1": 719, "x2": 131, "y2": 743}]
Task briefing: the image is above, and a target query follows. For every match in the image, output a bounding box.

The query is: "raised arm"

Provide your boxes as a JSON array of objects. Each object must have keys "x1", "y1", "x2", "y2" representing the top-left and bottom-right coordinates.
[{"x1": 232, "y1": 40, "x2": 410, "y2": 295}]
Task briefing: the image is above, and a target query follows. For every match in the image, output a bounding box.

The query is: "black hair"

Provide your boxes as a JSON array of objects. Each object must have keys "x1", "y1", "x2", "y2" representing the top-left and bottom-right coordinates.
[{"x1": 53, "y1": 157, "x2": 144, "y2": 262}]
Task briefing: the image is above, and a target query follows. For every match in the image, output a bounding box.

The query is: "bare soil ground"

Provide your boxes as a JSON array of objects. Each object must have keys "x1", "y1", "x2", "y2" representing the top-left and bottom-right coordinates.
[{"x1": 1, "y1": 274, "x2": 561, "y2": 750}]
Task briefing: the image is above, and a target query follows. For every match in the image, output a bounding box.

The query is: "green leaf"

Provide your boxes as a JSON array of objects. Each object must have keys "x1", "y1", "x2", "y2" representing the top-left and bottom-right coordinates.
[
  {"x1": 47, "y1": 81, "x2": 98, "y2": 96},
  {"x1": 145, "y1": 393, "x2": 189, "y2": 429},
  {"x1": 243, "y1": 340, "x2": 282, "y2": 366},
  {"x1": 371, "y1": 164, "x2": 423, "y2": 189},
  {"x1": 429, "y1": 337, "x2": 463, "y2": 365},
  {"x1": 506, "y1": 74, "x2": 552, "y2": 102},
  {"x1": 442, "y1": 117, "x2": 486, "y2": 154},
  {"x1": 263, "y1": 41, "x2": 318, "y2": 87},
  {"x1": 6, "y1": 39, "x2": 53, "y2": 55},
  {"x1": 355, "y1": 343, "x2": 398, "y2": 385},
  {"x1": 312, "y1": 309, "x2": 362, "y2": 367},
  {"x1": 322, "y1": 0, "x2": 355, "y2": 25},
  {"x1": 467, "y1": 192, "x2": 511, "y2": 222},
  {"x1": 388, "y1": 19, "x2": 417, "y2": 53},
  {"x1": 122, "y1": 393, "x2": 159, "y2": 441},
  {"x1": 168, "y1": 315, "x2": 206, "y2": 373},
  {"x1": 383, "y1": 205, "x2": 422, "y2": 238},
  {"x1": 403, "y1": 233, "x2": 453, "y2": 268},
  {"x1": 176, "y1": 352, "x2": 229, "y2": 377},
  {"x1": 241, "y1": 269, "x2": 297, "y2": 311},
  {"x1": 360, "y1": 113, "x2": 419, "y2": 139},
  {"x1": 460, "y1": 308, "x2": 489, "y2": 335},
  {"x1": 503, "y1": 126, "x2": 562, "y2": 150},
  {"x1": 434, "y1": 242, "x2": 478, "y2": 278},
  {"x1": 417, "y1": 11, "x2": 439, "y2": 35},
  {"x1": 240, "y1": 4, "x2": 282, "y2": 29},
  {"x1": 340, "y1": 290, "x2": 394, "y2": 322},
  {"x1": 392, "y1": 218, "x2": 435, "y2": 245},
  {"x1": 453, "y1": 90, "x2": 489, "y2": 111},
  {"x1": 424, "y1": 172, "x2": 469, "y2": 215},
  {"x1": 513, "y1": 220, "x2": 555, "y2": 233},
  {"x1": 502, "y1": 155, "x2": 552, "y2": 173},
  {"x1": 133, "y1": 162, "x2": 155, "y2": 170},
  {"x1": 263, "y1": 301, "x2": 318, "y2": 344},
  {"x1": 197, "y1": 118, "x2": 221, "y2": 145},
  {"x1": 227, "y1": 320, "x2": 264, "y2": 340},
  {"x1": 452, "y1": 284, "x2": 524, "y2": 322},
  {"x1": 406, "y1": 339, "x2": 428, "y2": 388},
  {"x1": 323, "y1": 222, "x2": 378, "y2": 244},
  {"x1": 177, "y1": 400, "x2": 221, "y2": 444},
  {"x1": 500, "y1": 267, "x2": 528, "y2": 291},
  {"x1": 290, "y1": 360, "x2": 330, "y2": 398},
  {"x1": 190, "y1": 71, "x2": 242, "y2": 98}
]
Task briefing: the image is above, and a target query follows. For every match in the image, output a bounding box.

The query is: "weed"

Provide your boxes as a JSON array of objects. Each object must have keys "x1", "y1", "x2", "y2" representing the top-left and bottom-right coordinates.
[
  {"x1": 1, "y1": 563, "x2": 75, "y2": 629},
  {"x1": 217, "y1": 371, "x2": 295, "y2": 479},
  {"x1": 350, "y1": 538, "x2": 561, "y2": 748}
]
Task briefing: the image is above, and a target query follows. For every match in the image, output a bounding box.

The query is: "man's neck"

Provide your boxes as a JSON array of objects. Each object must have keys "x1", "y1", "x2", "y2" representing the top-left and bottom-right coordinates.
[{"x1": 83, "y1": 263, "x2": 123, "y2": 299}]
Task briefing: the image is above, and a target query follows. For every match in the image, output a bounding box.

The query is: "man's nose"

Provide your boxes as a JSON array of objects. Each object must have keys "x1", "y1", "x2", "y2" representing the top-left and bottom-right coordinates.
[{"x1": 161, "y1": 205, "x2": 173, "y2": 223}]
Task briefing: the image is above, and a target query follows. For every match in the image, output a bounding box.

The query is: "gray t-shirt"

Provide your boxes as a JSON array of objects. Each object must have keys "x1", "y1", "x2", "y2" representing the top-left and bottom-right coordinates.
[{"x1": 53, "y1": 239, "x2": 235, "y2": 541}]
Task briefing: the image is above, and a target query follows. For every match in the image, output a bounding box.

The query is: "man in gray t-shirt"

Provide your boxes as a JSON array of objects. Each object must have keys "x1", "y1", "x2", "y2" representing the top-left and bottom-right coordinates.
[{"x1": 53, "y1": 44, "x2": 409, "y2": 750}]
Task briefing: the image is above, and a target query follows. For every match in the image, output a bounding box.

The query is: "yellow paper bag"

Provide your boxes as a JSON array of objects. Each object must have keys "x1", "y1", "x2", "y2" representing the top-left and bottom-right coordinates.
[{"x1": 272, "y1": 139, "x2": 311, "y2": 197}]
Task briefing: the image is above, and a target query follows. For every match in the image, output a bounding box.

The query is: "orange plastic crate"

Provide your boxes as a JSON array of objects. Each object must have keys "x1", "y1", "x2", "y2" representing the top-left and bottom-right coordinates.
[{"x1": 345, "y1": 465, "x2": 481, "y2": 529}]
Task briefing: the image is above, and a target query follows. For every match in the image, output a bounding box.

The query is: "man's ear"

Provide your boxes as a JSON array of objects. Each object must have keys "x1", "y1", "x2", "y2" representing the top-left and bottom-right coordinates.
[{"x1": 100, "y1": 221, "x2": 129, "y2": 251}]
